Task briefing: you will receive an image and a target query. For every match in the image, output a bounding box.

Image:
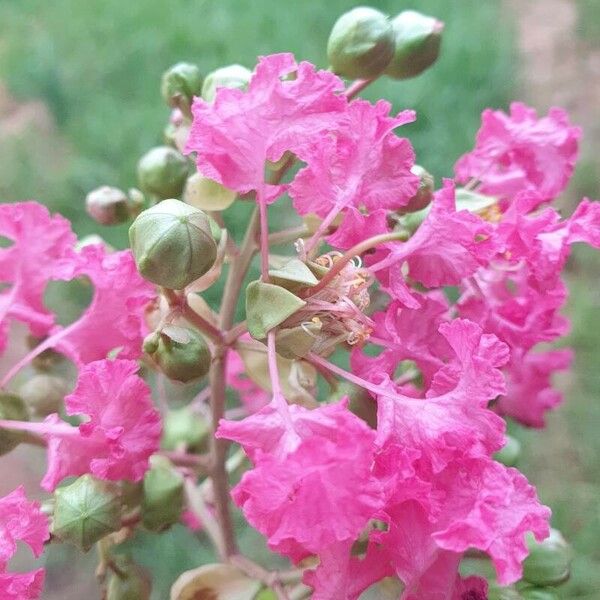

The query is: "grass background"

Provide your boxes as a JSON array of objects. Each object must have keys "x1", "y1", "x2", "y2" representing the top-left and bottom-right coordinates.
[{"x1": 0, "y1": 1, "x2": 598, "y2": 598}]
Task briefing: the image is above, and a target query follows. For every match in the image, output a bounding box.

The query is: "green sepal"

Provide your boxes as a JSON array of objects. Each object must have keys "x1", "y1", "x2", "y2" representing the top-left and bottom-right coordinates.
[
  {"x1": 268, "y1": 258, "x2": 319, "y2": 292},
  {"x1": 274, "y1": 323, "x2": 320, "y2": 359}
]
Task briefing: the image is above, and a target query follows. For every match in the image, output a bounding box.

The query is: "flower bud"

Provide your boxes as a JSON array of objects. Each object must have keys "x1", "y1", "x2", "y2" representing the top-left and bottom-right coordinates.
[
  {"x1": 143, "y1": 326, "x2": 211, "y2": 383},
  {"x1": 201, "y1": 64, "x2": 252, "y2": 103},
  {"x1": 385, "y1": 10, "x2": 444, "y2": 80},
  {"x1": 494, "y1": 433, "x2": 521, "y2": 467},
  {"x1": 522, "y1": 528, "x2": 572, "y2": 587},
  {"x1": 106, "y1": 556, "x2": 152, "y2": 600},
  {"x1": 520, "y1": 588, "x2": 560, "y2": 600},
  {"x1": 19, "y1": 374, "x2": 70, "y2": 417},
  {"x1": 183, "y1": 172, "x2": 236, "y2": 212},
  {"x1": 137, "y1": 146, "x2": 190, "y2": 200},
  {"x1": 129, "y1": 199, "x2": 218, "y2": 289},
  {"x1": 0, "y1": 393, "x2": 29, "y2": 456},
  {"x1": 52, "y1": 475, "x2": 121, "y2": 551},
  {"x1": 85, "y1": 186, "x2": 131, "y2": 225},
  {"x1": 399, "y1": 165, "x2": 434, "y2": 214},
  {"x1": 487, "y1": 585, "x2": 523, "y2": 600},
  {"x1": 160, "y1": 62, "x2": 202, "y2": 108},
  {"x1": 141, "y1": 455, "x2": 184, "y2": 531},
  {"x1": 162, "y1": 407, "x2": 209, "y2": 451},
  {"x1": 327, "y1": 7, "x2": 395, "y2": 79}
]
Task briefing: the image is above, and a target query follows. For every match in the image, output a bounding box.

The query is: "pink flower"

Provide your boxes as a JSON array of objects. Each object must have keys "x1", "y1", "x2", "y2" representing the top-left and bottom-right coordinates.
[
  {"x1": 370, "y1": 181, "x2": 497, "y2": 308},
  {"x1": 186, "y1": 53, "x2": 346, "y2": 203},
  {"x1": 455, "y1": 102, "x2": 581, "y2": 204},
  {"x1": 50, "y1": 245, "x2": 155, "y2": 365},
  {"x1": 326, "y1": 207, "x2": 390, "y2": 251},
  {"x1": 0, "y1": 486, "x2": 49, "y2": 600},
  {"x1": 290, "y1": 99, "x2": 417, "y2": 221},
  {"x1": 41, "y1": 359, "x2": 162, "y2": 491},
  {"x1": 0, "y1": 202, "x2": 76, "y2": 341},
  {"x1": 499, "y1": 348, "x2": 573, "y2": 427}
]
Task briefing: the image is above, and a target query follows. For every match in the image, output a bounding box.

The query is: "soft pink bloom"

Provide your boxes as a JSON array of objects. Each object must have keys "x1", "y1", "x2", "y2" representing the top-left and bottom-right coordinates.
[
  {"x1": 41, "y1": 359, "x2": 162, "y2": 491},
  {"x1": 371, "y1": 181, "x2": 497, "y2": 308},
  {"x1": 499, "y1": 348, "x2": 573, "y2": 427},
  {"x1": 326, "y1": 207, "x2": 390, "y2": 250},
  {"x1": 455, "y1": 102, "x2": 581, "y2": 203},
  {"x1": 50, "y1": 245, "x2": 155, "y2": 365},
  {"x1": 0, "y1": 202, "x2": 76, "y2": 340},
  {"x1": 185, "y1": 53, "x2": 346, "y2": 202},
  {"x1": 0, "y1": 486, "x2": 49, "y2": 600},
  {"x1": 290, "y1": 99, "x2": 418, "y2": 219}
]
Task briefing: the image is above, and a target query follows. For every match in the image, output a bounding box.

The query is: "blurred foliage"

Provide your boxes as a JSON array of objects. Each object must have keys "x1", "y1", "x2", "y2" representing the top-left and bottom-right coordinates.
[{"x1": 576, "y1": 0, "x2": 600, "y2": 42}]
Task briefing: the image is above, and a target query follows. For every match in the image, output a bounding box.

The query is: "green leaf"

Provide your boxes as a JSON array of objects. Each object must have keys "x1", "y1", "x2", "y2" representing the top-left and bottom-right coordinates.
[{"x1": 246, "y1": 280, "x2": 306, "y2": 340}]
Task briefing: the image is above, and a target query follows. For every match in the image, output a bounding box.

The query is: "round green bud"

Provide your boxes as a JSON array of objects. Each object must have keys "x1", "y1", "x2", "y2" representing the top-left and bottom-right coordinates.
[
  {"x1": 143, "y1": 327, "x2": 211, "y2": 383},
  {"x1": 201, "y1": 64, "x2": 252, "y2": 103},
  {"x1": 523, "y1": 528, "x2": 573, "y2": 587},
  {"x1": 141, "y1": 455, "x2": 184, "y2": 531},
  {"x1": 184, "y1": 172, "x2": 236, "y2": 211},
  {"x1": 137, "y1": 146, "x2": 189, "y2": 200},
  {"x1": 520, "y1": 588, "x2": 560, "y2": 600},
  {"x1": 52, "y1": 475, "x2": 121, "y2": 551},
  {"x1": 0, "y1": 393, "x2": 29, "y2": 456},
  {"x1": 400, "y1": 165, "x2": 434, "y2": 214},
  {"x1": 494, "y1": 433, "x2": 522, "y2": 467},
  {"x1": 162, "y1": 407, "x2": 209, "y2": 451},
  {"x1": 385, "y1": 10, "x2": 444, "y2": 80},
  {"x1": 327, "y1": 7, "x2": 395, "y2": 79},
  {"x1": 160, "y1": 62, "x2": 202, "y2": 108},
  {"x1": 106, "y1": 556, "x2": 151, "y2": 600},
  {"x1": 19, "y1": 374, "x2": 70, "y2": 417},
  {"x1": 85, "y1": 186, "x2": 131, "y2": 226},
  {"x1": 129, "y1": 199, "x2": 218, "y2": 289}
]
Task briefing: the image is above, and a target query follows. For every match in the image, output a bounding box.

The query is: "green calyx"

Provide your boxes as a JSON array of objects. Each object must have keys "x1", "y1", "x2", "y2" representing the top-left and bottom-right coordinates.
[
  {"x1": 246, "y1": 280, "x2": 306, "y2": 340},
  {"x1": 143, "y1": 326, "x2": 212, "y2": 383},
  {"x1": 0, "y1": 393, "x2": 29, "y2": 456},
  {"x1": 327, "y1": 7, "x2": 395, "y2": 79},
  {"x1": 129, "y1": 199, "x2": 218, "y2": 289},
  {"x1": 141, "y1": 455, "x2": 184, "y2": 532},
  {"x1": 201, "y1": 64, "x2": 252, "y2": 103},
  {"x1": 385, "y1": 10, "x2": 444, "y2": 80},
  {"x1": 161, "y1": 62, "x2": 202, "y2": 108},
  {"x1": 52, "y1": 475, "x2": 121, "y2": 551},
  {"x1": 137, "y1": 146, "x2": 190, "y2": 200}
]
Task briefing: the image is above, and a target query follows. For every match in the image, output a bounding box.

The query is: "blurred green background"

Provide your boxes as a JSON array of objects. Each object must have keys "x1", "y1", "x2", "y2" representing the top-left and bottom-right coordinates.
[{"x1": 0, "y1": 0, "x2": 598, "y2": 598}]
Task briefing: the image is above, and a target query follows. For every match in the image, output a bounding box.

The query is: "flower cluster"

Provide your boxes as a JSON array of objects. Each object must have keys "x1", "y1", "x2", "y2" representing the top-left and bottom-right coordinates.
[{"x1": 0, "y1": 6, "x2": 598, "y2": 599}]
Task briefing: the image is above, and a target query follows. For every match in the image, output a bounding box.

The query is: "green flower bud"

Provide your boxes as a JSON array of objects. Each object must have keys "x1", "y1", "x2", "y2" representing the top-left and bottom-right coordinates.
[
  {"x1": 184, "y1": 172, "x2": 236, "y2": 212},
  {"x1": 137, "y1": 146, "x2": 189, "y2": 200},
  {"x1": 520, "y1": 588, "x2": 560, "y2": 600},
  {"x1": 129, "y1": 199, "x2": 218, "y2": 289},
  {"x1": 19, "y1": 374, "x2": 70, "y2": 417},
  {"x1": 201, "y1": 64, "x2": 252, "y2": 103},
  {"x1": 327, "y1": 7, "x2": 395, "y2": 79},
  {"x1": 85, "y1": 186, "x2": 131, "y2": 225},
  {"x1": 160, "y1": 62, "x2": 202, "y2": 108},
  {"x1": 162, "y1": 407, "x2": 209, "y2": 451},
  {"x1": 487, "y1": 585, "x2": 523, "y2": 600},
  {"x1": 144, "y1": 327, "x2": 211, "y2": 383},
  {"x1": 106, "y1": 556, "x2": 151, "y2": 600},
  {"x1": 523, "y1": 528, "x2": 573, "y2": 587},
  {"x1": 141, "y1": 455, "x2": 184, "y2": 531},
  {"x1": 52, "y1": 475, "x2": 121, "y2": 551},
  {"x1": 0, "y1": 393, "x2": 29, "y2": 455},
  {"x1": 400, "y1": 165, "x2": 434, "y2": 214},
  {"x1": 494, "y1": 434, "x2": 522, "y2": 467},
  {"x1": 385, "y1": 10, "x2": 444, "y2": 80}
]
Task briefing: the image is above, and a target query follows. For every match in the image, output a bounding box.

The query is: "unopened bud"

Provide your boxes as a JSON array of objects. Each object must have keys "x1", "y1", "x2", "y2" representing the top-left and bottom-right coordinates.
[
  {"x1": 494, "y1": 434, "x2": 521, "y2": 467},
  {"x1": 385, "y1": 10, "x2": 444, "y2": 80},
  {"x1": 129, "y1": 199, "x2": 218, "y2": 289},
  {"x1": 85, "y1": 186, "x2": 131, "y2": 225},
  {"x1": 521, "y1": 588, "x2": 560, "y2": 600},
  {"x1": 141, "y1": 455, "x2": 184, "y2": 531},
  {"x1": 160, "y1": 62, "x2": 202, "y2": 108},
  {"x1": 137, "y1": 146, "x2": 189, "y2": 200},
  {"x1": 52, "y1": 475, "x2": 121, "y2": 551},
  {"x1": 523, "y1": 528, "x2": 572, "y2": 587},
  {"x1": 201, "y1": 64, "x2": 252, "y2": 103},
  {"x1": 400, "y1": 165, "x2": 434, "y2": 214},
  {"x1": 162, "y1": 407, "x2": 209, "y2": 451},
  {"x1": 143, "y1": 327, "x2": 211, "y2": 383},
  {"x1": 327, "y1": 7, "x2": 395, "y2": 79},
  {"x1": 106, "y1": 556, "x2": 152, "y2": 600},
  {"x1": 19, "y1": 374, "x2": 69, "y2": 417},
  {"x1": 0, "y1": 393, "x2": 29, "y2": 455},
  {"x1": 184, "y1": 172, "x2": 236, "y2": 211}
]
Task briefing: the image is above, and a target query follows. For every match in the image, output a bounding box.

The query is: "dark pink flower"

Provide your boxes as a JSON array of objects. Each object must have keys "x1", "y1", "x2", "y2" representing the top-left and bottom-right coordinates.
[
  {"x1": 455, "y1": 102, "x2": 581, "y2": 203},
  {"x1": 0, "y1": 486, "x2": 49, "y2": 599},
  {"x1": 186, "y1": 53, "x2": 346, "y2": 203}
]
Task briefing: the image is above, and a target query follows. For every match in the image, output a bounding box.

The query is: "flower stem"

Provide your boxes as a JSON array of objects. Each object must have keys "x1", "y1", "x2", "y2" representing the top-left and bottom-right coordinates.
[{"x1": 345, "y1": 78, "x2": 375, "y2": 99}]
